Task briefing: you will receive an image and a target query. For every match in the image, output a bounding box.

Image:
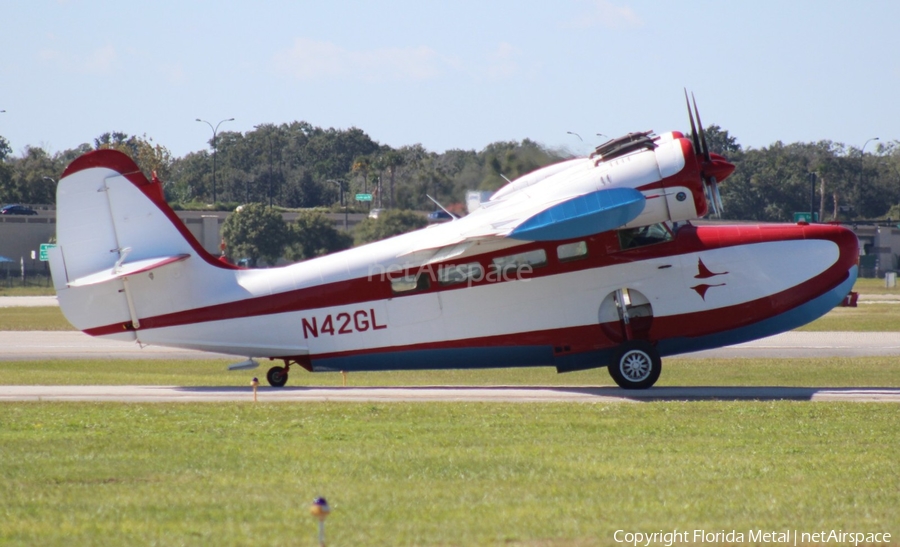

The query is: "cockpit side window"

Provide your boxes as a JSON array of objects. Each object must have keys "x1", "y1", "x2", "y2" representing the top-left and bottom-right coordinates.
[{"x1": 617, "y1": 223, "x2": 674, "y2": 250}]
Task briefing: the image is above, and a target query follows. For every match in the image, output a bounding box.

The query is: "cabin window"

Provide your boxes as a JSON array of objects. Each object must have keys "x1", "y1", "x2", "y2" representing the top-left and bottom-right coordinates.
[
  {"x1": 557, "y1": 241, "x2": 588, "y2": 262},
  {"x1": 618, "y1": 223, "x2": 674, "y2": 250},
  {"x1": 391, "y1": 273, "x2": 431, "y2": 294},
  {"x1": 439, "y1": 262, "x2": 484, "y2": 286},
  {"x1": 492, "y1": 249, "x2": 548, "y2": 272}
]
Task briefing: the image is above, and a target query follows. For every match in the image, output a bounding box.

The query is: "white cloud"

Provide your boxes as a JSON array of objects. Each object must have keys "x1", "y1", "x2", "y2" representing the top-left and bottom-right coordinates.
[
  {"x1": 567, "y1": 0, "x2": 643, "y2": 29},
  {"x1": 273, "y1": 38, "x2": 444, "y2": 82},
  {"x1": 485, "y1": 42, "x2": 519, "y2": 79},
  {"x1": 83, "y1": 45, "x2": 117, "y2": 74},
  {"x1": 157, "y1": 62, "x2": 186, "y2": 85},
  {"x1": 38, "y1": 44, "x2": 118, "y2": 75}
]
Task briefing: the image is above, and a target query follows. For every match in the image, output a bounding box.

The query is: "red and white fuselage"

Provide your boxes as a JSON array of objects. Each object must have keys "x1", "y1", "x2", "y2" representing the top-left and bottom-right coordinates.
[{"x1": 48, "y1": 130, "x2": 858, "y2": 388}]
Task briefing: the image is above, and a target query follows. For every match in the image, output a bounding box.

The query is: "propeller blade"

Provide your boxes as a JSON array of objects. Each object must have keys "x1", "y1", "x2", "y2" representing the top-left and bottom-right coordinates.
[
  {"x1": 691, "y1": 92, "x2": 711, "y2": 162},
  {"x1": 711, "y1": 177, "x2": 724, "y2": 214},
  {"x1": 684, "y1": 88, "x2": 700, "y2": 154}
]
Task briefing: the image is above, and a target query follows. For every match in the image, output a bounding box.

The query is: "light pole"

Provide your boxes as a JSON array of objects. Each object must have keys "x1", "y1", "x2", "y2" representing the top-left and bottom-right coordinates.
[
  {"x1": 196, "y1": 117, "x2": 234, "y2": 205},
  {"x1": 860, "y1": 136, "x2": 879, "y2": 196},
  {"x1": 566, "y1": 131, "x2": 583, "y2": 142},
  {"x1": 42, "y1": 176, "x2": 56, "y2": 199}
]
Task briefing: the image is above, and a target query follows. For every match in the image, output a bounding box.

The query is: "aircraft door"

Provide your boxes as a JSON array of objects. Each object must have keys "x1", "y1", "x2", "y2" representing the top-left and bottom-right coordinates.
[{"x1": 598, "y1": 288, "x2": 653, "y2": 344}]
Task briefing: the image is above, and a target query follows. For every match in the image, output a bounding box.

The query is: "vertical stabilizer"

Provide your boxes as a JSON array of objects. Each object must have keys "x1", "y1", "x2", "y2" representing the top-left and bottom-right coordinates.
[{"x1": 51, "y1": 150, "x2": 238, "y2": 338}]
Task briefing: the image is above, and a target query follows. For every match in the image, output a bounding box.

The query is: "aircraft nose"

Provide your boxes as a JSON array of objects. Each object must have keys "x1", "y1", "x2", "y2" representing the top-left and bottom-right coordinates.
[{"x1": 806, "y1": 222, "x2": 859, "y2": 287}]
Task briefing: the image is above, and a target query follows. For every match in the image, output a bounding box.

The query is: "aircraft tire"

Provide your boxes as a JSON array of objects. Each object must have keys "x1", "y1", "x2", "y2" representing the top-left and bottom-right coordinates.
[
  {"x1": 608, "y1": 340, "x2": 661, "y2": 389},
  {"x1": 266, "y1": 366, "x2": 289, "y2": 388}
]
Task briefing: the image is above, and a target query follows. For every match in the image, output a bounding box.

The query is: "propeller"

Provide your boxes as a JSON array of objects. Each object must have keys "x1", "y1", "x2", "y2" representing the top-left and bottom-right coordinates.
[{"x1": 684, "y1": 89, "x2": 734, "y2": 218}]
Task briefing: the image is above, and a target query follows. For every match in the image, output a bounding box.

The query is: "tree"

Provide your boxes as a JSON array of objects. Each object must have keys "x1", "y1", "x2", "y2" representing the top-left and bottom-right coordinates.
[
  {"x1": 351, "y1": 155, "x2": 371, "y2": 202},
  {"x1": 354, "y1": 209, "x2": 427, "y2": 245},
  {"x1": 383, "y1": 149, "x2": 404, "y2": 208},
  {"x1": 0, "y1": 135, "x2": 11, "y2": 161},
  {"x1": 284, "y1": 210, "x2": 353, "y2": 262},
  {"x1": 691, "y1": 124, "x2": 742, "y2": 156},
  {"x1": 94, "y1": 132, "x2": 174, "y2": 182},
  {"x1": 221, "y1": 203, "x2": 288, "y2": 267}
]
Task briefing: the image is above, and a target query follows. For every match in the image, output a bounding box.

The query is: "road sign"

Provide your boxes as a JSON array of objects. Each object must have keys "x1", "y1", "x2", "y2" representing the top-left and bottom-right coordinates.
[
  {"x1": 39, "y1": 243, "x2": 56, "y2": 262},
  {"x1": 355, "y1": 193, "x2": 373, "y2": 202},
  {"x1": 793, "y1": 212, "x2": 818, "y2": 223}
]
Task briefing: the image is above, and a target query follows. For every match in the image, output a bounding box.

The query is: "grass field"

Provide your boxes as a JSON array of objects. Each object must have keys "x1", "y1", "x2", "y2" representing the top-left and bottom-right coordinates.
[
  {"x1": 2, "y1": 356, "x2": 900, "y2": 388},
  {"x1": 851, "y1": 276, "x2": 900, "y2": 295},
  {"x1": 795, "y1": 303, "x2": 900, "y2": 331},
  {"x1": 0, "y1": 284, "x2": 56, "y2": 297},
  {"x1": 0, "y1": 306, "x2": 75, "y2": 331},
  {"x1": 1, "y1": 402, "x2": 897, "y2": 546},
  {"x1": 2, "y1": 280, "x2": 899, "y2": 545}
]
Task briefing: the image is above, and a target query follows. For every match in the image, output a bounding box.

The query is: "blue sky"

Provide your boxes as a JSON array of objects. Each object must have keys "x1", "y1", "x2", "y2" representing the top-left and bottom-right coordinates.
[{"x1": 1, "y1": 0, "x2": 897, "y2": 159}]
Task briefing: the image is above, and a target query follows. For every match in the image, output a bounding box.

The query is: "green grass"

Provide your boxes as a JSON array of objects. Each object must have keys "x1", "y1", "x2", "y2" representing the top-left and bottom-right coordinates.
[
  {"x1": 0, "y1": 283, "x2": 56, "y2": 297},
  {"x1": 795, "y1": 303, "x2": 900, "y2": 331},
  {"x1": 851, "y1": 276, "x2": 900, "y2": 295},
  {"x1": 0, "y1": 306, "x2": 74, "y2": 330},
  {"x1": 1, "y1": 402, "x2": 897, "y2": 546},
  {"x1": 2, "y1": 357, "x2": 900, "y2": 388},
  {"x1": 1, "y1": 281, "x2": 897, "y2": 546}
]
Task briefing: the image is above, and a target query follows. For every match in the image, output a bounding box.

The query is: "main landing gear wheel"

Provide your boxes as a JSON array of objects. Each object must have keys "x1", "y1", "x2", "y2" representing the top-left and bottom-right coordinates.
[
  {"x1": 608, "y1": 340, "x2": 661, "y2": 390},
  {"x1": 266, "y1": 365, "x2": 288, "y2": 387}
]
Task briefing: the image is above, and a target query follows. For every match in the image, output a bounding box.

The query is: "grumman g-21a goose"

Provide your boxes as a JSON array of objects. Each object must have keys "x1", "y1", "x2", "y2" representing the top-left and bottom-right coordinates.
[{"x1": 48, "y1": 96, "x2": 858, "y2": 389}]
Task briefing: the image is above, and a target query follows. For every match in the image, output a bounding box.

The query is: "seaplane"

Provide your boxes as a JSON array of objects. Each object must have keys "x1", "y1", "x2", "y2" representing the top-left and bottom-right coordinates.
[{"x1": 48, "y1": 94, "x2": 858, "y2": 389}]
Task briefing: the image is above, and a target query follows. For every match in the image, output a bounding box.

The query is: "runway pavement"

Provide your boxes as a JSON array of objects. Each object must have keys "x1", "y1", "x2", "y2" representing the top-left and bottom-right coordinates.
[
  {"x1": 0, "y1": 296, "x2": 59, "y2": 307},
  {"x1": 3, "y1": 330, "x2": 900, "y2": 361},
  {"x1": 0, "y1": 331, "x2": 235, "y2": 361},
  {"x1": 2, "y1": 385, "x2": 899, "y2": 403},
  {"x1": 2, "y1": 296, "x2": 899, "y2": 403}
]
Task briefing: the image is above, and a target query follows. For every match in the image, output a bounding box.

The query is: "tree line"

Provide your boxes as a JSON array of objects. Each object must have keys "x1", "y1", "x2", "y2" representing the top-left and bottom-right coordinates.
[{"x1": 2, "y1": 122, "x2": 899, "y2": 224}]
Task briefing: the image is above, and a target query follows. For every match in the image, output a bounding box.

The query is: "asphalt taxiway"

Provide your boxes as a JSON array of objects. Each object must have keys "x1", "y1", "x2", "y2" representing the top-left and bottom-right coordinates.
[
  {"x1": 2, "y1": 385, "x2": 898, "y2": 403},
  {"x1": 3, "y1": 330, "x2": 900, "y2": 361},
  {"x1": 2, "y1": 296, "x2": 899, "y2": 402}
]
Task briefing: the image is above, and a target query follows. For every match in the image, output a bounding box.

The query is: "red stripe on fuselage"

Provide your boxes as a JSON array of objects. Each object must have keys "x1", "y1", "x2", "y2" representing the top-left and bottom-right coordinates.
[
  {"x1": 304, "y1": 254, "x2": 852, "y2": 363},
  {"x1": 83, "y1": 222, "x2": 857, "y2": 342}
]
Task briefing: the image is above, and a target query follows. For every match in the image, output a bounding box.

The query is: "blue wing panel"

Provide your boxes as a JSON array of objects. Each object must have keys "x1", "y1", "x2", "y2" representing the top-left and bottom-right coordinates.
[{"x1": 509, "y1": 187, "x2": 646, "y2": 241}]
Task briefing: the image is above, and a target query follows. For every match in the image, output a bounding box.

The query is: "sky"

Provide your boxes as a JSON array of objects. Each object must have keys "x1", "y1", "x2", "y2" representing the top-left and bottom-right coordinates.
[{"x1": 1, "y1": 0, "x2": 898, "y2": 160}]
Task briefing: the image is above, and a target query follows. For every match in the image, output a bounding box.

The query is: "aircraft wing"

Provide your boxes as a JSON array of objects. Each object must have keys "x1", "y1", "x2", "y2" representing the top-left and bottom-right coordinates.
[{"x1": 403, "y1": 186, "x2": 645, "y2": 257}]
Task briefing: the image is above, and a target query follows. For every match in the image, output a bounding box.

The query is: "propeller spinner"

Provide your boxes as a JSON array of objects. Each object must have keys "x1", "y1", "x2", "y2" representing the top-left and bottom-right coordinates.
[{"x1": 684, "y1": 89, "x2": 734, "y2": 217}]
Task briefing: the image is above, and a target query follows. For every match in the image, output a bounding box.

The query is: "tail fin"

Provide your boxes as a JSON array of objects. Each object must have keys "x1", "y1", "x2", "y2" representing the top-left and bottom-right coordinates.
[{"x1": 50, "y1": 150, "x2": 236, "y2": 339}]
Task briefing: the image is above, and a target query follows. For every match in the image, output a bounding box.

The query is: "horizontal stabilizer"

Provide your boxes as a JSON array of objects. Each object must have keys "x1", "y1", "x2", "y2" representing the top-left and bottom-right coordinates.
[
  {"x1": 67, "y1": 254, "x2": 190, "y2": 287},
  {"x1": 509, "y1": 187, "x2": 645, "y2": 241}
]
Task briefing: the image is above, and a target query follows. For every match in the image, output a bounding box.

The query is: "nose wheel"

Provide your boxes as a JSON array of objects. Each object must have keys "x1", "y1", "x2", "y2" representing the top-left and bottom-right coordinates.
[
  {"x1": 608, "y1": 340, "x2": 661, "y2": 389},
  {"x1": 266, "y1": 365, "x2": 288, "y2": 387}
]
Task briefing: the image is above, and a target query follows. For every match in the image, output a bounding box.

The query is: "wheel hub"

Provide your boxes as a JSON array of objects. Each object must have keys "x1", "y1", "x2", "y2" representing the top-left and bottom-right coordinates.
[{"x1": 620, "y1": 350, "x2": 651, "y2": 381}]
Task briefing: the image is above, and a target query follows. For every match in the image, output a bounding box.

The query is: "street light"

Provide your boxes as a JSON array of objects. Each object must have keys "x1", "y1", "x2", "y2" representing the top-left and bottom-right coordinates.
[
  {"x1": 860, "y1": 136, "x2": 879, "y2": 193},
  {"x1": 196, "y1": 117, "x2": 234, "y2": 204},
  {"x1": 566, "y1": 131, "x2": 583, "y2": 142}
]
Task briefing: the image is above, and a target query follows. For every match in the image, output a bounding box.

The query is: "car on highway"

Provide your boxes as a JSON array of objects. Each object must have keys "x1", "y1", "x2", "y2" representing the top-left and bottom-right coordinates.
[
  {"x1": 0, "y1": 204, "x2": 38, "y2": 215},
  {"x1": 427, "y1": 210, "x2": 454, "y2": 222}
]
